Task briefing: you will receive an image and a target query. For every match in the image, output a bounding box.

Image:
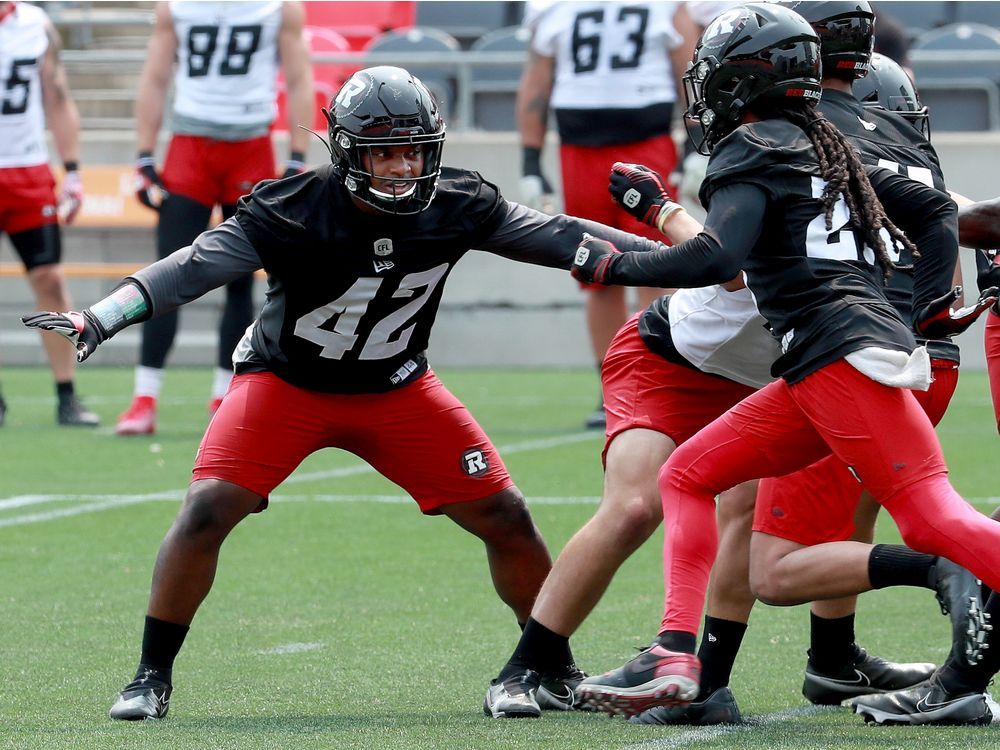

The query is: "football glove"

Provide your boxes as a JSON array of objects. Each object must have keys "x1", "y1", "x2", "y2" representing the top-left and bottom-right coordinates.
[
  {"x1": 520, "y1": 146, "x2": 556, "y2": 213},
  {"x1": 571, "y1": 233, "x2": 621, "y2": 285},
  {"x1": 608, "y1": 162, "x2": 672, "y2": 227},
  {"x1": 281, "y1": 150, "x2": 306, "y2": 179},
  {"x1": 914, "y1": 285, "x2": 1000, "y2": 339},
  {"x1": 135, "y1": 151, "x2": 168, "y2": 211},
  {"x1": 58, "y1": 169, "x2": 84, "y2": 224},
  {"x1": 976, "y1": 249, "x2": 1000, "y2": 312},
  {"x1": 21, "y1": 310, "x2": 108, "y2": 362}
]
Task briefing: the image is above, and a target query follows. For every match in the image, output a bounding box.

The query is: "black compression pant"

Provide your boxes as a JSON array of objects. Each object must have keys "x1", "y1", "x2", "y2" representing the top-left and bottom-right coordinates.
[{"x1": 139, "y1": 194, "x2": 253, "y2": 371}]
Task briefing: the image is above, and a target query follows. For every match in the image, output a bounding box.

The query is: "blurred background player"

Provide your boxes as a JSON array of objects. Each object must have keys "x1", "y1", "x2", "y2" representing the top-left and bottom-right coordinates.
[
  {"x1": 516, "y1": 0, "x2": 697, "y2": 429},
  {"x1": 118, "y1": 0, "x2": 314, "y2": 435},
  {"x1": 0, "y1": 0, "x2": 95, "y2": 427}
]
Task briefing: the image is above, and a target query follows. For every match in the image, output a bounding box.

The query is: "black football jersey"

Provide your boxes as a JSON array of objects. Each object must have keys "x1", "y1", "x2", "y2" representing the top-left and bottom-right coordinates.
[
  {"x1": 129, "y1": 164, "x2": 660, "y2": 394},
  {"x1": 229, "y1": 166, "x2": 505, "y2": 392},
  {"x1": 700, "y1": 121, "x2": 919, "y2": 382},
  {"x1": 819, "y1": 89, "x2": 958, "y2": 362}
]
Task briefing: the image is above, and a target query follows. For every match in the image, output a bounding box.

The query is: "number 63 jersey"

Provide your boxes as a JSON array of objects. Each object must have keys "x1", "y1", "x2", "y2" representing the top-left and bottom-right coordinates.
[{"x1": 170, "y1": 1, "x2": 281, "y2": 129}]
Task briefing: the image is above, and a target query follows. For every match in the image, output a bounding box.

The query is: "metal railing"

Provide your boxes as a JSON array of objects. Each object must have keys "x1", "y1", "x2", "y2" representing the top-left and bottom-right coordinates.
[{"x1": 61, "y1": 49, "x2": 528, "y2": 131}]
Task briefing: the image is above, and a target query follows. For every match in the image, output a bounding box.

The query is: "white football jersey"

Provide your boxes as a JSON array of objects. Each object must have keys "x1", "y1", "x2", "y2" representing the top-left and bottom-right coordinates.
[
  {"x1": 170, "y1": 1, "x2": 282, "y2": 128},
  {"x1": 528, "y1": 1, "x2": 682, "y2": 109},
  {"x1": 0, "y1": 3, "x2": 50, "y2": 168},
  {"x1": 668, "y1": 284, "x2": 780, "y2": 389}
]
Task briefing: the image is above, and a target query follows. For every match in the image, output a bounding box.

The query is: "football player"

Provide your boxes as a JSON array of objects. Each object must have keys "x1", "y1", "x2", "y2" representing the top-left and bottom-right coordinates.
[
  {"x1": 566, "y1": 3, "x2": 1000, "y2": 720},
  {"x1": 23, "y1": 66, "x2": 675, "y2": 721},
  {"x1": 0, "y1": 0, "x2": 97, "y2": 426},
  {"x1": 117, "y1": 1, "x2": 314, "y2": 435},
  {"x1": 517, "y1": 0, "x2": 698, "y2": 429}
]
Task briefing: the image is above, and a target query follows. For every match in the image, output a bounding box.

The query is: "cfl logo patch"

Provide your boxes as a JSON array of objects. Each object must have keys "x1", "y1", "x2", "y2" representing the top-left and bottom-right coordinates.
[
  {"x1": 574, "y1": 246, "x2": 590, "y2": 265},
  {"x1": 461, "y1": 448, "x2": 490, "y2": 477},
  {"x1": 622, "y1": 189, "x2": 641, "y2": 209}
]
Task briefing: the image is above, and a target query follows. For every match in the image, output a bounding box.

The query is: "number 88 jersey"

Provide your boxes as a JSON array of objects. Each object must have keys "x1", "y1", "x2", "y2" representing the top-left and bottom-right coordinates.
[{"x1": 170, "y1": 1, "x2": 282, "y2": 129}]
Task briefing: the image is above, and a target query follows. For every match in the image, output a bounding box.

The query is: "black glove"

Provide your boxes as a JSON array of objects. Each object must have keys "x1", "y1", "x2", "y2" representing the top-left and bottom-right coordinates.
[
  {"x1": 21, "y1": 310, "x2": 108, "y2": 362},
  {"x1": 914, "y1": 285, "x2": 1000, "y2": 339},
  {"x1": 608, "y1": 162, "x2": 671, "y2": 226},
  {"x1": 282, "y1": 150, "x2": 306, "y2": 179},
  {"x1": 571, "y1": 233, "x2": 621, "y2": 285},
  {"x1": 977, "y1": 249, "x2": 1000, "y2": 312},
  {"x1": 135, "y1": 151, "x2": 168, "y2": 211}
]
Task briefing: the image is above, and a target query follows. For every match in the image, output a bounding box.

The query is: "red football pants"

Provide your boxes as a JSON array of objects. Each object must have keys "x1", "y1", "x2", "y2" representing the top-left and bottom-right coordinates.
[{"x1": 658, "y1": 359, "x2": 1000, "y2": 635}]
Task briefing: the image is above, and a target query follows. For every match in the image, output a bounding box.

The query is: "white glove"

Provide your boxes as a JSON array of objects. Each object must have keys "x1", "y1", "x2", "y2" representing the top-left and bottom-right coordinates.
[
  {"x1": 519, "y1": 175, "x2": 556, "y2": 214},
  {"x1": 58, "y1": 170, "x2": 84, "y2": 224}
]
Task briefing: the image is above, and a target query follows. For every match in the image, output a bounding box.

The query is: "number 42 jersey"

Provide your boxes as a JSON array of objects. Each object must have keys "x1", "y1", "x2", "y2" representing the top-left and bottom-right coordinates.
[{"x1": 129, "y1": 164, "x2": 659, "y2": 393}]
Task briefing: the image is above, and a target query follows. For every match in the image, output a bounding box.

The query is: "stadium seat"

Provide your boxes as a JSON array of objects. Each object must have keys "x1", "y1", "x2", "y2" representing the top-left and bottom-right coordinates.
[
  {"x1": 918, "y1": 81, "x2": 1000, "y2": 131},
  {"x1": 303, "y1": 1, "x2": 416, "y2": 51},
  {"x1": 468, "y1": 26, "x2": 531, "y2": 131},
  {"x1": 275, "y1": 26, "x2": 358, "y2": 132},
  {"x1": 873, "y1": 1, "x2": 952, "y2": 35},
  {"x1": 364, "y1": 27, "x2": 461, "y2": 120},
  {"x1": 954, "y1": 2, "x2": 1000, "y2": 27},
  {"x1": 415, "y1": 1, "x2": 511, "y2": 49},
  {"x1": 910, "y1": 23, "x2": 1000, "y2": 130}
]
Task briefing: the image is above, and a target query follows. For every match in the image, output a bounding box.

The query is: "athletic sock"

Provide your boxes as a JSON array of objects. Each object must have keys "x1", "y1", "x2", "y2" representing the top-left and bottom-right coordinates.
[
  {"x1": 498, "y1": 617, "x2": 574, "y2": 679},
  {"x1": 139, "y1": 615, "x2": 189, "y2": 673},
  {"x1": 867, "y1": 544, "x2": 935, "y2": 589},
  {"x1": 696, "y1": 616, "x2": 747, "y2": 698},
  {"x1": 656, "y1": 630, "x2": 697, "y2": 654},
  {"x1": 212, "y1": 367, "x2": 234, "y2": 400},
  {"x1": 55, "y1": 381, "x2": 74, "y2": 403},
  {"x1": 807, "y1": 613, "x2": 860, "y2": 675},
  {"x1": 134, "y1": 365, "x2": 165, "y2": 400}
]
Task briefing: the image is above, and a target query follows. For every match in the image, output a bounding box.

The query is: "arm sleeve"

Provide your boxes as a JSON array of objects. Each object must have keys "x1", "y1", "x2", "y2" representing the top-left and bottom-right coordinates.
[
  {"x1": 867, "y1": 166, "x2": 959, "y2": 321},
  {"x1": 129, "y1": 217, "x2": 263, "y2": 318},
  {"x1": 476, "y1": 199, "x2": 667, "y2": 269},
  {"x1": 607, "y1": 182, "x2": 767, "y2": 287}
]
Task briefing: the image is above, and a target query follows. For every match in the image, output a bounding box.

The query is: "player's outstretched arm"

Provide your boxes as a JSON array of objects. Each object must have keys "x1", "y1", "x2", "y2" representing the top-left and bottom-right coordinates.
[{"x1": 22, "y1": 284, "x2": 150, "y2": 362}]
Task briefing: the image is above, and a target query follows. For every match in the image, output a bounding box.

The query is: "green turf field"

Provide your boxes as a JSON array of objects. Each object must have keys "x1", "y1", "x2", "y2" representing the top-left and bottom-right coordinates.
[{"x1": 1, "y1": 366, "x2": 997, "y2": 749}]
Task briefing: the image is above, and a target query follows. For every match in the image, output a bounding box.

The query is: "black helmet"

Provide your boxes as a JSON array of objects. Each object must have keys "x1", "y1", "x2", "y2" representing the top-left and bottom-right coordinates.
[
  {"x1": 853, "y1": 53, "x2": 930, "y2": 138},
  {"x1": 782, "y1": 1, "x2": 875, "y2": 80},
  {"x1": 683, "y1": 3, "x2": 822, "y2": 154},
  {"x1": 325, "y1": 66, "x2": 446, "y2": 215}
]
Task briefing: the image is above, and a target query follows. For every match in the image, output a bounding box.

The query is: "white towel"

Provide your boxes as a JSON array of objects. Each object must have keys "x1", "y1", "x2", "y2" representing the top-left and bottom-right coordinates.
[{"x1": 845, "y1": 345, "x2": 932, "y2": 391}]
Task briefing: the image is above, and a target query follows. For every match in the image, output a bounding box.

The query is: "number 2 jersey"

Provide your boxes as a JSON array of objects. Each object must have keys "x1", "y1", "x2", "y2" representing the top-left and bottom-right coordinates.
[
  {"x1": 817, "y1": 88, "x2": 958, "y2": 362},
  {"x1": 128, "y1": 165, "x2": 664, "y2": 393},
  {"x1": 169, "y1": 1, "x2": 281, "y2": 138},
  {"x1": 605, "y1": 119, "x2": 958, "y2": 383},
  {"x1": 0, "y1": 2, "x2": 49, "y2": 168}
]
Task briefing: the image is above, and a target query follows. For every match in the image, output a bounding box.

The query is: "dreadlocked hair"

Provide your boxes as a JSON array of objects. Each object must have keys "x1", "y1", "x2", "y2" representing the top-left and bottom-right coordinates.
[{"x1": 773, "y1": 103, "x2": 917, "y2": 280}]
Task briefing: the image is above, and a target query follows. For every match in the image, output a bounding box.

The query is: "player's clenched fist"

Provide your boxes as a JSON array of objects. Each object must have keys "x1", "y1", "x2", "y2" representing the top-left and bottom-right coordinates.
[{"x1": 571, "y1": 233, "x2": 621, "y2": 285}]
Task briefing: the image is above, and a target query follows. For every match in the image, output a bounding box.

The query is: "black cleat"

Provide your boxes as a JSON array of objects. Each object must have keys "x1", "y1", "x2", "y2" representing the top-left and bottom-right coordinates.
[
  {"x1": 0, "y1": 393, "x2": 6, "y2": 426},
  {"x1": 484, "y1": 669, "x2": 542, "y2": 719},
  {"x1": 57, "y1": 396, "x2": 100, "y2": 427},
  {"x1": 538, "y1": 664, "x2": 592, "y2": 711},
  {"x1": 852, "y1": 672, "x2": 993, "y2": 725},
  {"x1": 802, "y1": 648, "x2": 935, "y2": 705},
  {"x1": 629, "y1": 686, "x2": 743, "y2": 725},
  {"x1": 109, "y1": 666, "x2": 172, "y2": 720},
  {"x1": 576, "y1": 645, "x2": 700, "y2": 717},
  {"x1": 929, "y1": 557, "x2": 984, "y2": 665}
]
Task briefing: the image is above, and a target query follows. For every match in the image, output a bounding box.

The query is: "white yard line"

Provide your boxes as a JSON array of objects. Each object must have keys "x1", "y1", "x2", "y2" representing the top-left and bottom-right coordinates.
[
  {"x1": 0, "y1": 431, "x2": 601, "y2": 527},
  {"x1": 613, "y1": 705, "x2": 831, "y2": 750}
]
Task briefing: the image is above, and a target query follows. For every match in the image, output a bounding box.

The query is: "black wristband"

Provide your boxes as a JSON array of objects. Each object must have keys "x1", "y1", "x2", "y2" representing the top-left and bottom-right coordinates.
[
  {"x1": 522, "y1": 146, "x2": 543, "y2": 177},
  {"x1": 289, "y1": 150, "x2": 306, "y2": 164},
  {"x1": 63, "y1": 160, "x2": 79, "y2": 173}
]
